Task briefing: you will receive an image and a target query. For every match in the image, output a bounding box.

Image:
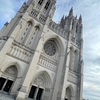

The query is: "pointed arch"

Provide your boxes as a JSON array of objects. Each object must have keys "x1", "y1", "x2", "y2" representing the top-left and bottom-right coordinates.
[
  {"x1": 26, "y1": 19, "x2": 35, "y2": 26},
  {"x1": 32, "y1": 71, "x2": 52, "y2": 88},
  {"x1": 1, "y1": 62, "x2": 22, "y2": 78},
  {"x1": 65, "y1": 85, "x2": 75, "y2": 100},
  {"x1": 0, "y1": 62, "x2": 22, "y2": 93},
  {"x1": 28, "y1": 71, "x2": 52, "y2": 100},
  {"x1": 25, "y1": 23, "x2": 42, "y2": 49},
  {"x1": 42, "y1": 34, "x2": 65, "y2": 56},
  {"x1": 34, "y1": 23, "x2": 42, "y2": 30}
]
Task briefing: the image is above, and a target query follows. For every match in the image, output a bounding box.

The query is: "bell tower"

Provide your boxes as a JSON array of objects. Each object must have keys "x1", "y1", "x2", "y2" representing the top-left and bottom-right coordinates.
[{"x1": 27, "y1": 0, "x2": 56, "y2": 24}]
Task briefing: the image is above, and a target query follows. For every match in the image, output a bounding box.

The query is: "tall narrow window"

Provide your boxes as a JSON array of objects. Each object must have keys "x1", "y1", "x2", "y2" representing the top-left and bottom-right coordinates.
[
  {"x1": 28, "y1": 86, "x2": 37, "y2": 99},
  {"x1": 19, "y1": 21, "x2": 32, "y2": 44},
  {"x1": 28, "y1": 85, "x2": 44, "y2": 100},
  {"x1": 69, "y1": 47, "x2": 74, "y2": 71},
  {"x1": 26, "y1": 26, "x2": 40, "y2": 49},
  {"x1": 36, "y1": 88, "x2": 44, "y2": 100},
  {"x1": 0, "y1": 78, "x2": 6, "y2": 90},
  {"x1": 74, "y1": 50, "x2": 79, "y2": 72},
  {"x1": 38, "y1": 0, "x2": 44, "y2": 5},
  {"x1": 44, "y1": 0, "x2": 50, "y2": 10},
  {"x1": 3, "y1": 80, "x2": 13, "y2": 92}
]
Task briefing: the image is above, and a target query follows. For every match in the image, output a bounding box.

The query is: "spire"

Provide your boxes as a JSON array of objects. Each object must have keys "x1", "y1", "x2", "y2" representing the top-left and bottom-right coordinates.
[
  {"x1": 69, "y1": 7, "x2": 73, "y2": 16},
  {"x1": 60, "y1": 15, "x2": 65, "y2": 28},
  {"x1": 79, "y1": 15, "x2": 82, "y2": 23},
  {"x1": 75, "y1": 15, "x2": 77, "y2": 19},
  {"x1": 61, "y1": 15, "x2": 65, "y2": 21}
]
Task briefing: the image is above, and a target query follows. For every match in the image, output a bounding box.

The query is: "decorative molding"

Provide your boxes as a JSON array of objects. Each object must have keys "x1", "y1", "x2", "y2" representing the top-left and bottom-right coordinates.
[{"x1": 38, "y1": 55, "x2": 57, "y2": 72}]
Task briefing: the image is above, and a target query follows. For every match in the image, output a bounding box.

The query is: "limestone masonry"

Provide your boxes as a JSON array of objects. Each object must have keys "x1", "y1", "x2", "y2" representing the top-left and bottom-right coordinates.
[{"x1": 0, "y1": 0, "x2": 83, "y2": 100}]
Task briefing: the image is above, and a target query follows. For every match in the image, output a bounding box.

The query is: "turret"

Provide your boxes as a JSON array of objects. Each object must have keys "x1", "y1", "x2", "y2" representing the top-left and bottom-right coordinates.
[
  {"x1": 69, "y1": 7, "x2": 73, "y2": 16},
  {"x1": 60, "y1": 15, "x2": 65, "y2": 28},
  {"x1": 59, "y1": 7, "x2": 74, "y2": 30},
  {"x1": 27, "y1": 0, "x2": 56, "y2": 24},
  {"x1": 79, "y1": 15, "x2": 82, "y2": 23}
]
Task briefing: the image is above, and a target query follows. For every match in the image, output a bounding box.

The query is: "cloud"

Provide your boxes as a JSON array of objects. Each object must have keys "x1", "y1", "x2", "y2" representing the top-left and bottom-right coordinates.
[
  {"x1": 54, "y1": 0, "x2": 100, "y2": 100},
  {"x1": 0, "y1": 0, "x2": 100, "y2": 100},
  {"x1": 0, "y1": 0, "x2": 26, "y2": 28}
]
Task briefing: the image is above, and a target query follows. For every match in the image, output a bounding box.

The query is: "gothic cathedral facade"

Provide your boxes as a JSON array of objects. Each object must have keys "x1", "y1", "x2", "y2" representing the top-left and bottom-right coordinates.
[{"x1": 0, "y1": 0, "x2": 83, "y2": 100}]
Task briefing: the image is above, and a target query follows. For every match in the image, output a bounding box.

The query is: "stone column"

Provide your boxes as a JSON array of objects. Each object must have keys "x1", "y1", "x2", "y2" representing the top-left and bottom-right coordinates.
[{"x1": 16, "y1": 37, "x2": 44, "y2": 100}]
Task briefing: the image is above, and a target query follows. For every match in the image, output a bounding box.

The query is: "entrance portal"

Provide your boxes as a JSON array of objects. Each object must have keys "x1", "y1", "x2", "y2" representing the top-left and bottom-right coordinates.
[
  {"x1": 0, "y1": 65, "x2": 18, "y2": 93},
  {"x1": 28, "y1": 71, "x2": 52, "y2": 100}
]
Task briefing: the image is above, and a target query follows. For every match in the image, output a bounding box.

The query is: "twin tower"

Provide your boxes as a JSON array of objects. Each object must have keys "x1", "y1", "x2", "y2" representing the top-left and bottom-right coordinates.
[{"x1": 0, "y1": 0, "x2": 83, "y2": 100}]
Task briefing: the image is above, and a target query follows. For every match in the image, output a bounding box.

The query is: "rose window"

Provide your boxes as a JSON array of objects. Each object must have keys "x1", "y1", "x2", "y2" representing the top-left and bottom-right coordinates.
[{"x1": 44, "y1": 40, "x2": 56, "y2": 56}]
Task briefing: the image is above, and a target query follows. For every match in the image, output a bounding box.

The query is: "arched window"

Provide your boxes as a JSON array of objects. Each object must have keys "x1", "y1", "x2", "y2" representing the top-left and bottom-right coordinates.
[
  {"x1": 38, "y1": 0, "x2": 44, "y2": 5},
  {"x1": 26, "y1": 26, "x2": 40, "y2": 49},
  {"x1": 65, "y1": 87, "x2": 72, "y2": 100},
  {"x1": 44, "y1": 0, "x2": 50, "y2": 10},
  {"x1": 18, "y1": 21, "x2": 32, "y2": 44},
  {"x1": 69, "y1": 47, "x2": 74, "y2": 71},
  {"x1": 74, "y1": 50, "x2": 79, "y2": 72},
  {"x1": 0, "y1": 65, "x2": 17, "y2": 93}
]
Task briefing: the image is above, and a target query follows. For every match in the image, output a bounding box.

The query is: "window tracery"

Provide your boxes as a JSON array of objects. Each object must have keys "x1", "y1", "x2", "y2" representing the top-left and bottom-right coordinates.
[{"x1": 44, "y1": 40, "x2": 56, "y2": 56}]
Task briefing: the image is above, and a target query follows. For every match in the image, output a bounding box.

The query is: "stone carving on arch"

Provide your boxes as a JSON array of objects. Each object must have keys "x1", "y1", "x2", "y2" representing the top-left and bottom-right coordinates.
[
  {"x1": 5, "y1": 65, "x2": 17, "y2": 76},
  {"x1": 0, "y1": 61, "x2": 22, "y2": 78},
  {"x1": 28, "y1": 71, "x2": 52, "y2": 100},
  {"x1": 34, "y1": 75, "x2": 45, "y2": 87},
  {"x1": 32, "y1": 71, "x2": 52, "y2": 89}
]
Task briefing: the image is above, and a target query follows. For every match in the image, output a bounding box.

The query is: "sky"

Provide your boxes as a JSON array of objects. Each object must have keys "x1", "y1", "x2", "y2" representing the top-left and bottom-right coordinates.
[{"x1": 0, "y1": 0, "x2": 100, "y2": 100}]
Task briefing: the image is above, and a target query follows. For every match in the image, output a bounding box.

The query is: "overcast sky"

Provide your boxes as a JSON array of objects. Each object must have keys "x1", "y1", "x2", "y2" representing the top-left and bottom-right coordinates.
[{"x1": 0, "y1": 0, "x2": 100, "y2": 100}]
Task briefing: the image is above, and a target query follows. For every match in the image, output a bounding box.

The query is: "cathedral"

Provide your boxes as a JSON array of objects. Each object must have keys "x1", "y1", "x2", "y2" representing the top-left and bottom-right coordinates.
[{"x1": 0, "y1": 0, "x2": 83, "y2": 100}]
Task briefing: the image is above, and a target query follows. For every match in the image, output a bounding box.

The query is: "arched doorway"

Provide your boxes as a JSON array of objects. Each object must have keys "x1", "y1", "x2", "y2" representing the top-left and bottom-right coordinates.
[
  {"x1": 65, "y1": 87, "x2": 72, "y2": 100},
  {"x1": 28, "y1": 71, "x2": 52, "y2": 100},
  {"x1": 0, "y1": 65, "x2": 18, "y2": 93}
]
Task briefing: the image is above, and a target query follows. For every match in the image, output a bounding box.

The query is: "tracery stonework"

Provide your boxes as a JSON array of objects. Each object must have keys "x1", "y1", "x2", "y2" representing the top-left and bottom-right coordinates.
[
  {"x1": 34, "y1": 76, "x2": 44, "y2": 87},
  {"x1": 44, "y1": 40, "x2": 56, "y2": 56},
  {"x1": 6, "y1": 66, "x2": 17, "y2": 75}
]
